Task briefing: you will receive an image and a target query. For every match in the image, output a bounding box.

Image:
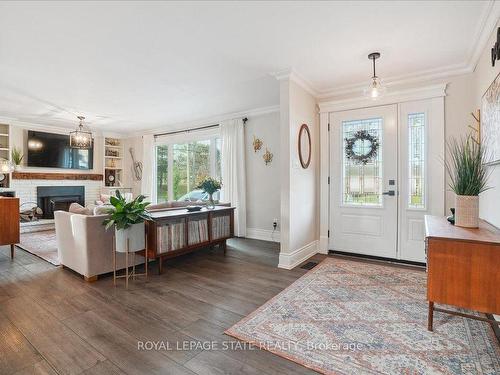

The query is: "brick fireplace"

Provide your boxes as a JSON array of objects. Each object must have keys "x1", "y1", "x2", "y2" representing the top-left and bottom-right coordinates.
[{"x1": 37, "y1": 186, "x2": 85, "y2": 219}]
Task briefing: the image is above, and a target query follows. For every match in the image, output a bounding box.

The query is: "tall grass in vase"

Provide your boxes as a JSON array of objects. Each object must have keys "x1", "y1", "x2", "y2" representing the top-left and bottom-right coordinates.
[{"x1": 445, "y1": 136, "x2": 490, "y2": 228}]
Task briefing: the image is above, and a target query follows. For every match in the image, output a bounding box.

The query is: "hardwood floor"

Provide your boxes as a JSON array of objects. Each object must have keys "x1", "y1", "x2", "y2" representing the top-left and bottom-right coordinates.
[{"x1": 0, "y1": 239, "x2": 323, "y2": 375}]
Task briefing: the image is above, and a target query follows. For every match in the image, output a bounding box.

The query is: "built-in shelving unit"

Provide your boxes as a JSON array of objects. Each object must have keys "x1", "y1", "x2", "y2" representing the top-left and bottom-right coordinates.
[
  {"x1": 103, "y1": 137, "x2": 124, "y2": 187},
  {"x1": 0, "y1": 124, "x2": 10, "y2": 160}
]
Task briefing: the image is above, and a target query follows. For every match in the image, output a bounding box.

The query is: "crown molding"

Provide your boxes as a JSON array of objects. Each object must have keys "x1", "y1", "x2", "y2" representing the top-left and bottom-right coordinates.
[
  {"x1": 272, "y1": 68, "x2": 319, "y2": 97},
  {"x1": 318, "y1": 83, "x2": 447, "y2": 113},
  {"x1": 133, "y1": 104, "x2": 280, "y2": 137},
  {"x1": 287, "y1": 2, "x2": 498, "y2": 100}
]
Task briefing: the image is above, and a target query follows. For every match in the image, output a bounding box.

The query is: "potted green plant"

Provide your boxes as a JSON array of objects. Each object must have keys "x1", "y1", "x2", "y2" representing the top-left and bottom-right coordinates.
[
  {"x1": 103, "y1": 190, "x2": 152, "y2": 252},
  {"x1": 196, "y1": 177, "x2": 222, "y2": 209},
  {"x1": 445, "y1": 136, "x2": 490, "y2": 228},
  {"x1": 11, "y1": 147, "x2": 23, "y2": 169}
]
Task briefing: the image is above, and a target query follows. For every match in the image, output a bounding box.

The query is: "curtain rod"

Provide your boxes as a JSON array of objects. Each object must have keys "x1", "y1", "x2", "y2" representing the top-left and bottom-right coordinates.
[{"x1": 154, "y1": 117, "x2": 248, "y2": 138}]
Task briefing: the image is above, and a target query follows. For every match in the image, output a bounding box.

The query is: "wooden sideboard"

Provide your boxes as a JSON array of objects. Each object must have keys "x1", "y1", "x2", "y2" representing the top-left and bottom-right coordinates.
[
  {"x1": 0, "y1": 197, "x2": 20, "y2": 258},
  {"x1": 425, "y1": 215, "x2": 500, "y2": 331},
  {"x1": 146, "y1": 206, "x2": 235, "y2": 274}
]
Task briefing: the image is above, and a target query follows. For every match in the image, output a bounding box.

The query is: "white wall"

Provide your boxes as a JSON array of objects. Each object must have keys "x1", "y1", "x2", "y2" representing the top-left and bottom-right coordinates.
[
  {"x1": 244, "y1": 111, "x2": 281, "y2": 241},
  {"x1": 279, "y1": 79, "x2": 319, "y2": 269},
  {"x1": 474, "y1": 20, "x2": 500, "y2": 227}
]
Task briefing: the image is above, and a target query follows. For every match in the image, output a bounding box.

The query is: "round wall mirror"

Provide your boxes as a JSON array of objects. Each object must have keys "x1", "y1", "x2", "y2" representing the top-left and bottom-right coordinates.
[{"x1": 298, "y1": 124, "x2": 311, "y2": 169}]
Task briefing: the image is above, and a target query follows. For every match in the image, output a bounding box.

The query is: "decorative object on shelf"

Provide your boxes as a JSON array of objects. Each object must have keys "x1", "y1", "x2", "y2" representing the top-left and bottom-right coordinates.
[
  {"x1": 105, "y1": 169, "x2": 116, "y2": 187},
  {"x1": 129, "y1": 147, "x2": 143, "y2": 181},
  {"x1": 11, "y1": 147, "x2": 23, "y2": 169},
  {"x1": 196, "y1": 176, "x2": 222, "y2": 210},
  {"x1": 0, "y1": 172, "x2": 8, "y2": 188},
  {"x1": 263, "y1": 148, "x2": 273, "y2": 165},
  {"x1": 298, "y1": 124, "x2": 311, "y2": 169},
  {"x1": 253, "y1": 136, "x2": 263, "y2": 152},
  {"x1": 105, "y1": 138, "x2": 120, "y2": 146},
  {"x1": 345, "y1": 129, "x2": 379, "y2": 165},
  {"x1": 491, "y1": 27, "x2": 499, "y2": 67},
  {"x1": 69, "y1": 116, "x2": 93, "y2": 149},
  {"x1": 445, "y1": 135, "x2": 490, "y2": 228},
  {"x1": 363, "y1": 52, "x2": 386, "y2": 99},
  {"x1": 0, "y1": 158, "x2": 15, "y2": 174},
  {"x1": 481, "y1": 72, "x2": 499, "y2": 164},
  {"x1": 109, "y1": 158, "x2": 116, "y2": 168},
  {"x1": 446, "y1": 208, "x2": 455, "y2": 225},
  {"x1": 186, "y1": 205, "x2": 203, "y2": 212},
  {"x1": 106, "y1": 149, "x2": 119, "y2": 157}
]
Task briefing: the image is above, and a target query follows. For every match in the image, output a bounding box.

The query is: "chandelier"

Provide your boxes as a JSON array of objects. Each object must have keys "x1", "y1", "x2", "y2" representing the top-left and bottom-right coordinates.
[
  {"x1": 69, "y1": 116, "x2": 93, "y2": 149},
  {"x1": 363, "y1": 52, "x2": 386, "y2": 100}
]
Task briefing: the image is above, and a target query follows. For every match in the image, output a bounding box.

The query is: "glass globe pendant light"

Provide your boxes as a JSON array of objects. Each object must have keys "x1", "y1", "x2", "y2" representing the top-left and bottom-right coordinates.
[
  {"x1": 69, "y1": 116, "x2": 93, "y2": 149},
  {"x1": 0, "y1": 158, "x2": 15, "y2": 173},
  {"x1": 363, "y1": 52, "x2": 386, "y2": 100}
]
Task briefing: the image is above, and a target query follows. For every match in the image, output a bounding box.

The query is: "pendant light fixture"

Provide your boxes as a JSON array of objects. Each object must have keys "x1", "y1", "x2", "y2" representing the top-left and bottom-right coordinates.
[
  {"x1": 363, "y1": 52, "x2": 386, "y2": 100},
  {"x1": 69, "y1": 116, "x2": 93, "y2": 149}
]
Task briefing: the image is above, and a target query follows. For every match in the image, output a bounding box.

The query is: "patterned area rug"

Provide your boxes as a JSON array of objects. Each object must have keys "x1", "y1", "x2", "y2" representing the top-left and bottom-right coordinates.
[
  {"x1": 18, "y1": 230, "x2": 59, "y2": 265},
  {"x1": 225, "y1": 258, "x2": 500, "y2": 375}
]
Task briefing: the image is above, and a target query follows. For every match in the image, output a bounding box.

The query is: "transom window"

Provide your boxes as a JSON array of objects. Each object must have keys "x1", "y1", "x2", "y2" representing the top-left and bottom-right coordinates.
[
  {"x1": 155, "y1": 137, "x2": 221, "y2": 203},
  {"x1": 342, "y1": 118, "x2": 383, "y2": 206},
  {"x1": 408, "y1": 113, "x2": 425, "y2": 208}
]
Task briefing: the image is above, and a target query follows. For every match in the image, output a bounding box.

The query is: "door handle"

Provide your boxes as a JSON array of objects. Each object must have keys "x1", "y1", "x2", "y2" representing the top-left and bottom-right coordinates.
[{"x1": 382, "y1": 190, "x2": 395, "y2": 196}]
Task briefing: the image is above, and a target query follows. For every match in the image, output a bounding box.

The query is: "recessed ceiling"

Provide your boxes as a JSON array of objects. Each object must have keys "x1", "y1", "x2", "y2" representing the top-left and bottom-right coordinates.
[{"x1": 0, "y1": 1, "x2": 495, "y2": 133}]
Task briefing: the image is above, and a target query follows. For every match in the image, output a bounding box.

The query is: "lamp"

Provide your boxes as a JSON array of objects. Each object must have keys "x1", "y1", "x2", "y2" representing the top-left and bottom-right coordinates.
[
  {"x1": 69, "y1": 116, "x2": 93, "y2": 149},
  {"x1": 363, "y1": 52, "x2": 386, "y2": 100},
  {"x1": 0, "y1": 158, "x2": 15, "y2": 173}
]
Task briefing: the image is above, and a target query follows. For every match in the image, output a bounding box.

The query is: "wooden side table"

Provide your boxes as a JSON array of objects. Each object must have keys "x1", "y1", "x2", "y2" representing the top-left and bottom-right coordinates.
[
  {"x1": 425, "y1": 215, "x2": 500, "y2": 331},
  {"x1": 0, "y1": 197, "x2": 20, "y2": 259}
]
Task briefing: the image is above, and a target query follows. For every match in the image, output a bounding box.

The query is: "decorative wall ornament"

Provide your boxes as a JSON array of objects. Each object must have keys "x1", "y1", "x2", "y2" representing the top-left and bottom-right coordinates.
[
  {"x1": 481, "y1": 72, "x2": 500, "y2": 164},
  {"x1": 491, "y1": 27, "x2": 499, "y2": 67},
  {"x1": 345, "y1": 130, "x2": 380, "y2": 165},
  {"x1": 298, "y1": 124, "x2": 311, "y2": 169},
  {"x1": 468, "y1": 109, "x2": 481, "y2": 145},
  {"x1": 253, "y1": 135, "x2": 263, "y2": 152},
  {"x1": 263, "y1": 148, "x2": 273, "y2": 165}
]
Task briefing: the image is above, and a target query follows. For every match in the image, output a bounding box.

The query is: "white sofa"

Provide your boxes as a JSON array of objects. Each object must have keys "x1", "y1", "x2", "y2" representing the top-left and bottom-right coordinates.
[{"x1": 54, "y1": 211, "x2": 143, "y2": 281}]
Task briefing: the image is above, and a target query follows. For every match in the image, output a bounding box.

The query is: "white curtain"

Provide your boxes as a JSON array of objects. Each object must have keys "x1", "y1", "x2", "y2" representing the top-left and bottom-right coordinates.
[
  {"x1": 141, "y1": 134, "x2": 155, "y2": 200},
  {"x1": 221, "y1": 119, "x2": 246, "y2": 237}
]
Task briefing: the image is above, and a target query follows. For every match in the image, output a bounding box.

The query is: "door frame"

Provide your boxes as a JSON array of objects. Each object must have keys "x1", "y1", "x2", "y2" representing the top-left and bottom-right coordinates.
[{"x1": 318, "y1": 84, "x2": 447, "y2": 258}]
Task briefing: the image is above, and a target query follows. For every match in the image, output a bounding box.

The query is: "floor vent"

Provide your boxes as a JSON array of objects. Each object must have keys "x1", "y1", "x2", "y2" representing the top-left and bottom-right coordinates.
[{"x1": 300, "y1": 261, "x2": 318, "y2": 270}]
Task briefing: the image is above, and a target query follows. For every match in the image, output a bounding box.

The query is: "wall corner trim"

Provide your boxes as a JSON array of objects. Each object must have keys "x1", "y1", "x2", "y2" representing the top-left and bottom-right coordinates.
[{"x1": 278, "y1": 240, "x2": 318, "y2": 270}]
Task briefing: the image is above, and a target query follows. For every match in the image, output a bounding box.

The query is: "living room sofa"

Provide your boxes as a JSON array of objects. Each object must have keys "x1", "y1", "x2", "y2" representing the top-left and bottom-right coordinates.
[{"x1": 54, "y1": 211, "x2": 143, "y2": 281}]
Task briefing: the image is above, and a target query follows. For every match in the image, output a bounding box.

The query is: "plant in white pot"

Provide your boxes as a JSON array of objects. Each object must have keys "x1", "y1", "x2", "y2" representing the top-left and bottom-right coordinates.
[
  {"x1": 103, "y1": 190, "x2": 151, "y2": 252},
  {"x1": 445, "y1": 136, "x2": 490, "y2": 228}
]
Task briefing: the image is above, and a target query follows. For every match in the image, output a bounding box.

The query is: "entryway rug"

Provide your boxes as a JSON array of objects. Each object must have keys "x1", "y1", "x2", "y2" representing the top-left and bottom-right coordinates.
[
  {"x1": 225, "y1": 258, "x2": 500, "y2": 375},
  {"x1": 18, "y1": 230, "x2": 60, "y2": 266}
]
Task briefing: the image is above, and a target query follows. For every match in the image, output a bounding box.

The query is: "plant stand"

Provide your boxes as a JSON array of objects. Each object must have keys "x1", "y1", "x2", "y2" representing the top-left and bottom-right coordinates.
[{"x1": 113, "y1": 233, "x2": 148, "y2": 289}]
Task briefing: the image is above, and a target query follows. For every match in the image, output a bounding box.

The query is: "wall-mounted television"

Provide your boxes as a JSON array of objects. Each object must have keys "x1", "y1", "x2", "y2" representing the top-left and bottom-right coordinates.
[{"x1": 27, "y1": 130, "x2": 94, "y2": 170}]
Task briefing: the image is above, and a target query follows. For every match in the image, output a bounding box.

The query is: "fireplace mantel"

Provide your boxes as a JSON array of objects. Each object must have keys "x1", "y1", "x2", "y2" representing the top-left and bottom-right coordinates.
[{"x1": 12, "y1": 172, "x2": 103, "y2": 181}]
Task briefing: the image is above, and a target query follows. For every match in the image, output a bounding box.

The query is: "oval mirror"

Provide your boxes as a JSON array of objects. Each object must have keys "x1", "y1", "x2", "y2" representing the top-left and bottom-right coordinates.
[{"x1": 298, "y1": 124, "x2": 311, "y2": 169}]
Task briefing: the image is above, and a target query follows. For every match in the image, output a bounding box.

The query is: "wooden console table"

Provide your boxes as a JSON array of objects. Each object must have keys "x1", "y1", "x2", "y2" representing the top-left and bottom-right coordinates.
[
  {"x1": 0, "y1": 197, "x2": 20, "y2": 258},
  {"x1": 425, "y1": 215, "x2": 500, "y2": 331},
  {"x1": 146, "y1": 206, "x2": 235, "y2": 274}
]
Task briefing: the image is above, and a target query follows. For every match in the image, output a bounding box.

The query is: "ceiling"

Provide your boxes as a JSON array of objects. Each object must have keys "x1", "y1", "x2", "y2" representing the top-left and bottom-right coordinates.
[{"x1": 0, "y1": 1, "x2": 496, "y2": 133}]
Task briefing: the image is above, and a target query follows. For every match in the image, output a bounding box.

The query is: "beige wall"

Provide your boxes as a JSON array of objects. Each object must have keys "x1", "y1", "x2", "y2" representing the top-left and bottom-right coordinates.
[
  {"x1": 279, "y1": 79, "x2": 319, "y2": 268},
  {"x1": 474, "y1": 20, "x2": 500, "y2": 228},
  {"x1": 244, "y1": 111, "x2": 281, "y2": 235}
]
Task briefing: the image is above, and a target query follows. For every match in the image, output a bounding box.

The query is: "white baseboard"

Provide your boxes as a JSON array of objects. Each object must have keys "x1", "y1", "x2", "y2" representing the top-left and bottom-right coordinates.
[
  {"x1": 245, "y1": 228, "x2": 280, "y2": 243},
  {"x1": 278, "y1": 240, "x2": 318, "y2": 270}
]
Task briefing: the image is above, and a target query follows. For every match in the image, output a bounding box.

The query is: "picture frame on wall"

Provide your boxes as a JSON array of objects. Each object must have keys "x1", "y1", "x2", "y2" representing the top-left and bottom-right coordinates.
[{"x1": 481, "y1": 72, "x2": 500, "y2": 165}]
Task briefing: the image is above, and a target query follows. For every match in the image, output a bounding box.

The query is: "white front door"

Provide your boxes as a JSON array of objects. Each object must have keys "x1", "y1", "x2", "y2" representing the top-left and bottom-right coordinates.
[
  {"x1": 329, "y1": 105, "x2": 398, "y2": 258},
  {"x1": 328, "y1": 99, "x2": 445, "y2": 262}
]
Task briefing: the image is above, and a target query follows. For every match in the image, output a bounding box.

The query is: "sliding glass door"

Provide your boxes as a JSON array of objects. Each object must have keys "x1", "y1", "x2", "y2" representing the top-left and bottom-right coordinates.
[{"x1": 155, "y1": 137, "x2": 221, "y2": 203}]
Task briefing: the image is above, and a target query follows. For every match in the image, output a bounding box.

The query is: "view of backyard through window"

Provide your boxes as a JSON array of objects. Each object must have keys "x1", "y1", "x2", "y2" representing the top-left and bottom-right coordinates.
[{"x1": 156, "y1": 138, "x2": 221, "y2": 203}]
